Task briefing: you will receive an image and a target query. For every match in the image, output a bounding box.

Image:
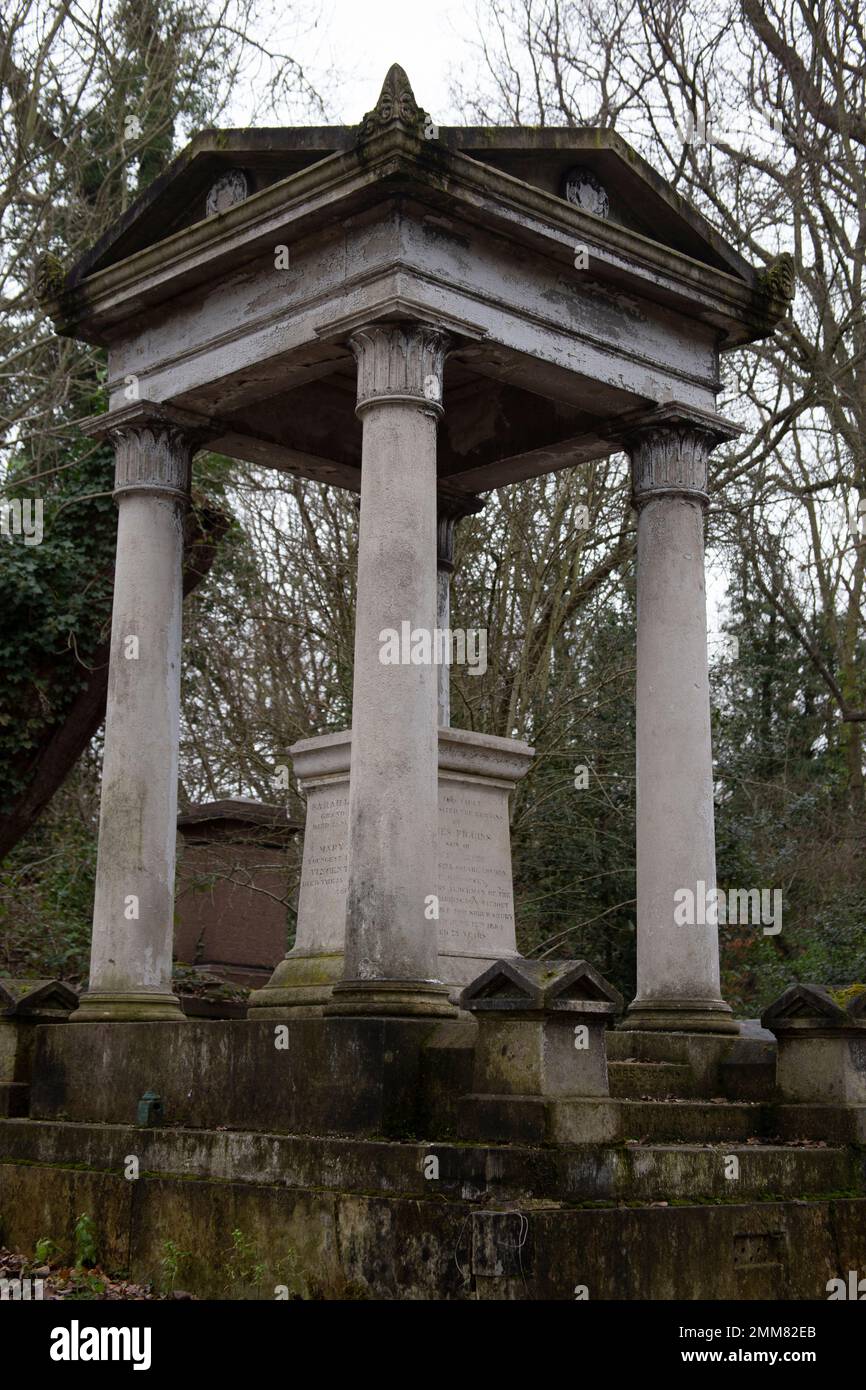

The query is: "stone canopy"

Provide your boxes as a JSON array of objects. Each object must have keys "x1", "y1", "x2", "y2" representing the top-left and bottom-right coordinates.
[
  {"x1": 54, "y1": 64, "x2": 790, "y2": 1032},
  {"x1": 44, "y1": 64, "x2": 789, "y2": 502}
]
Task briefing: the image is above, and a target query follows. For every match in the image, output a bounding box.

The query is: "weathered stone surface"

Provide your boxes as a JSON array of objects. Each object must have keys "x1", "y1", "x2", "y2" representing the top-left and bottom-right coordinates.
[
  {"x1": 205, "y1": 169, "x2": 249, "y2": 218},
  {"x1": 329, "y1": 323, "x2": 453, "y2": 1018},
  {"x1": 357, "y1": 63, "x2": 431, "y2": 144},
  {"x1": 0, "y1": 979, "x2": 78, "y2": 1017},
  {"x1": 617, "y1": 407, "x2": 740, "y2": 1037},
  {"x1": 2, "y1": 1125, "x2": 865, "y2": 1299},
  {"x1": 73, "y1": 413, "x2": 200, "y2": 1024},
  {"x1": 762, "y1": 981, "x2": 852, "y2": 1029},
  {"x1": 461, "y1": 959, "x2": 621, "y2": 1100},
  {"x1": 608, "y1": 1060, "x2": 699, "y2": 1098},
  {"x1": 606, "y1": 1026, "x2": 775, "y2": 1098},
  {"x1": 29, "y1": 1018, "x2": 464, "y2": 1138},
  {"x1": 762, "y1": 984, "x2": 866, "y2": 1105},
  {"x1": 174, "y1": 799, "x2": 300, "y2": 987},
  {"x1": 462, "y1": 957, "x2": 622, "y2": 1013},
  {"x1": 249, "y1": 727, "x2": 533, "y2": 1013},
  {"x1": 0, "y1": 981, "x2": 78, "y2": 1114},
  {"x1": 6, "y1": 1116, "x2": 857, "y2": 1204},
  {"x1": 719, "y1": 1039, "x2": 777, "y2": 1102},
  {"x1": 19, "y1": 1012, "x2": 809, "y2": 1147}
]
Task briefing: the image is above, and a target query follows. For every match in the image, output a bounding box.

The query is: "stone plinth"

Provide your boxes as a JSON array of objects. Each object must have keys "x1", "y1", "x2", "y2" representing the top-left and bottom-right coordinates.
[
  {"x1": 174, "y1": 799, "x2": 301, "y2": 988},
  {"x1": 461, "y1": 958, "x2": 622, "y2": 1099},
  {"x1": 248, "y1": 727, "x2": 533, "y2": 1016},
  {"x1": 762, "y1": 984, "x2": 866, "y2": 1105}
]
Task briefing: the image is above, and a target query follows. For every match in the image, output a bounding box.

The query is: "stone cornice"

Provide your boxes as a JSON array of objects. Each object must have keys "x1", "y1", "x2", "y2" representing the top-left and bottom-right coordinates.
[
  {"x1": 53, "y1": 135, "x2": 783, "y2": 351},
  {"x1": 80, "y1": 399, "x2": 217, "y2": 444}
]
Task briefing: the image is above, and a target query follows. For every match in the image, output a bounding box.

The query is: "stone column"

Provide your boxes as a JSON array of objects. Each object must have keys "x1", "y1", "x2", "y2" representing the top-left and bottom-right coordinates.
[
  {"x1": 437, "y1": 517, "x2": 453, "y2": 729},
  {"x1": 72, "y1": 408, "x2": 197, "y2": 1021},
  {"x1": 620, "y1": 404, "x2": 739, "y2": 1034},
  {"x1": 436, "y1": 488, "x2": 484, "y2": 728},
  {"x1": 327, "y1": 322, "x2": 455, "y2": 1017}
]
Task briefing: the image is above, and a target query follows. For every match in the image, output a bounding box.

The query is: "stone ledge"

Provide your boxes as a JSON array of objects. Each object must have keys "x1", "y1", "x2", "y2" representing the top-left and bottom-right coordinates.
[
  {"x1": 1, "y1": 1117, "x2": 862, "y2": 1206},
  {"x1": 1, "y1": 1151, "x2": 865, "y2": 1299}
]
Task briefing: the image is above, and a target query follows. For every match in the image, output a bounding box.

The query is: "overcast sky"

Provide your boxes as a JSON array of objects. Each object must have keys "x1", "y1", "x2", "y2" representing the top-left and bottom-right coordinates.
[
  {"x1": 233, "y1": 0, "x2": 736, "y2": 639},
  {"x1": 237, "y1": 0, "x2": 477, "y2": 127}
]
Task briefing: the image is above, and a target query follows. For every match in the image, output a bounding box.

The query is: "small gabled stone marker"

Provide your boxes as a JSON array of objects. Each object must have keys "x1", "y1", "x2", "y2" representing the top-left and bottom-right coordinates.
[
  {"x1": 0, "y1": 979, "x2": 78, "y2": 1117},
  {"x1": 461, "y1": 959, "x2": 623, "y2": 1098},
  {"x1": 761, "y1": 983, "x2": 866, "y2": 1105},
  {"x1": 0, "y1": 979, "x2": 78, "y2": 1019}
]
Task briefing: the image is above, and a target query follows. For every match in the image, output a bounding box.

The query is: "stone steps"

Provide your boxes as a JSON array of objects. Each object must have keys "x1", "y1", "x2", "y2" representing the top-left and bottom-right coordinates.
[
  {"x1": 615, "y1": 1098, "x2": 763, "y2": 1142},
  {"x1": 1, "y1": 1117, "x2": 857, "y2": 1207},
  {"x1": 605, "y1": 1028, "x2": 777, "y2": 1103},
  {"x1": 3, "y1": 1139, "x2": 865, "y2": 1299},
  {"x1": 591, "y1": 1143, "x2": 852, "y2": 1202},
  {"x1": 608, "y1": 1060, "x2": 700, "y2": 1099}
]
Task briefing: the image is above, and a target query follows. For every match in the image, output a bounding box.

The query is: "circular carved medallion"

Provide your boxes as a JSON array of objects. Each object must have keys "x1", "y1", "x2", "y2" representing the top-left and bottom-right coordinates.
[{"x1": 562, "y1": 166, "x2": 610, "y2": 220}]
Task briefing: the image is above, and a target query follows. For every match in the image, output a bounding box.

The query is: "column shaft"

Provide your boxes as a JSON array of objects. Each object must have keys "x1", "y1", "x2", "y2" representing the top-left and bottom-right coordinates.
[
  {"x1": 327, "y1": 323, "x2": 455, "y2": 1016},
  {"x1": 73, "y1": 423, "x2": 192, "y2": 1022},
  {"x1": 622, "y1": 410, "x2": 738, "y2": 1034},
  {"x1": 437, "y1": 563, "x2": 451, "y2": 728}
]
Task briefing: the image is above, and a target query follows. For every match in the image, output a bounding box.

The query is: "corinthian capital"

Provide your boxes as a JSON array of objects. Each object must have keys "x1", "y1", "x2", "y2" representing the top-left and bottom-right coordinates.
[
  {"x1": 620, "y1": 404, "x2": 741, "y2": 509},
  {"x1": 109, "y1": 424, "x2": 194, "y2": 501},
  {"x1": 349, "y1": 322, "x2": 450, "y2": 418},
  {"x1": 81, "y1": 400, "x2": 215, "y2": 503}
]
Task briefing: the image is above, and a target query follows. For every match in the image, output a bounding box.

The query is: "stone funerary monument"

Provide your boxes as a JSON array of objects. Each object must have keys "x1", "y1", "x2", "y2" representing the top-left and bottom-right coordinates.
[{"x1": 3, "y1": 66, "x2": 866, "y2": 1301}]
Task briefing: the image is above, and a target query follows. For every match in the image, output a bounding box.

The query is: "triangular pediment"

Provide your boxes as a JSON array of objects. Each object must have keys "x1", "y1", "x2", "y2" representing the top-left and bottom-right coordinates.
[
  {"x1": 462, "y1": 957, "x2": 621, "y2": 1012},
  {"x1": 463, "y1": 961, "x2": 540, "y2": 1005},
  {"x1": 546, "y1": 961, "x2": 623, "y2": 1008},
  {"x1": 0, "y1": 977, "x2": 78, "y2": 1016},
  {"x1": 761, "y1": 983, "x2": 847, "y2": 1029},
  {"x1": 54, "y1": 66, "x2": 760, "y2": 297}
]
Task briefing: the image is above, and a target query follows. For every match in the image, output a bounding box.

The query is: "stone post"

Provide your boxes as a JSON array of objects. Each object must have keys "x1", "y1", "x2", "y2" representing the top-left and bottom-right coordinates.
[
  {"x1": 72, "y1": 406, "x2": 199, "y2": 1021},
  {"x1": 436, "y1": 487, "x2": 484, "y2": 728},
  {"x1": 462, "y1": 959, "x2": 622, "y2": 1098},
  {"x1": 762, "y1": 984, "x2": 866, "y2": 1105},
  {"x1": 326, "y1": 323, "x2": 456, "y2": 1017},
  {"x1": 620, "y1": 404, "x2": 739, "y2": 1034},
  {"x1": 437, "y1": 517, "x2": 453, "y2": 729}
]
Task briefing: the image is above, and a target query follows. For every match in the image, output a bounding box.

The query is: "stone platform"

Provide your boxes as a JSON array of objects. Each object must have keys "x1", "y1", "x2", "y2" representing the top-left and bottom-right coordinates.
[
  {"x1": 2, "y1": 1017, "x2": 865, "y2": 1299},
  {"x1": 3, "y1": 1118, "x2": 866, "y2": 1299}
]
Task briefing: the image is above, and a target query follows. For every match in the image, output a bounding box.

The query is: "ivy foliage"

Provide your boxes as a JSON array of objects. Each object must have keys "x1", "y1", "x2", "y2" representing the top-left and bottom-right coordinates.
[{"x1": 0, "y1": 376, "x2": 115, "y2": 817}]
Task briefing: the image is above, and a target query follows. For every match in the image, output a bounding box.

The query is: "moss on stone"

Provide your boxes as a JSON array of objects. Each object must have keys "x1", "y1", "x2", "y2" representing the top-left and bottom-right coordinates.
[{"x1": 829, "y1": 983, "x2": 866, "y2": 1009}]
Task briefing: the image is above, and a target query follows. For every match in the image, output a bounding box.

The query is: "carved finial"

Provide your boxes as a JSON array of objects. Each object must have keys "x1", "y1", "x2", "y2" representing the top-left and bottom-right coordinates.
[
  {"x1": 33, "y1": 252, "x2": 66, "y2": 306},
  {"x1": 759, "y1": 251, "x2": 796, "y2": 302},
  {"x1": 357, "y1": 64, "x2": 432, "y2": 143}
]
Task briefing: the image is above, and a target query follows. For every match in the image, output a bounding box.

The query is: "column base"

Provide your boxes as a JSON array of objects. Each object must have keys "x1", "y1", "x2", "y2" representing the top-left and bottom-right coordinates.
[
  {"x1": 620, "y1": 997, "x2": 738, "y2": 1035},
  {"x1": 247, "y1": 952, "x2": 344, "y2": 1018},
  {"x1": 70, "y1": 991, "x2": 186, "y2": 1023},
  {"x1": 324, "y1": 979, "x2": 457, "y2": 1019}
]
